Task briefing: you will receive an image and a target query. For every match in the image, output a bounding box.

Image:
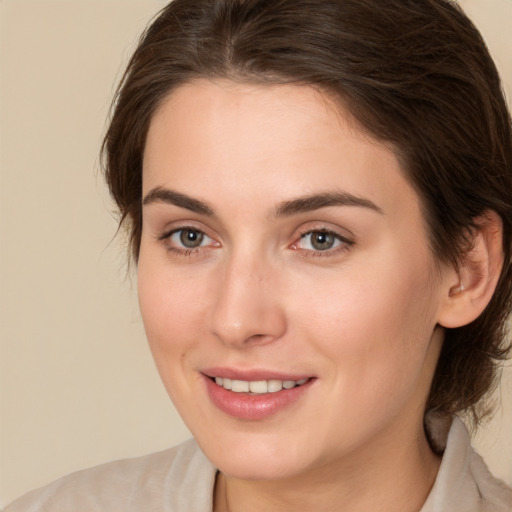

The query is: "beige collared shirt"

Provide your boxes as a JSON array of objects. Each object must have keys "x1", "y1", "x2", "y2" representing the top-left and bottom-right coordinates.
[{"x1": 5, "y1": 416, "x2": 511, "y2": 511}]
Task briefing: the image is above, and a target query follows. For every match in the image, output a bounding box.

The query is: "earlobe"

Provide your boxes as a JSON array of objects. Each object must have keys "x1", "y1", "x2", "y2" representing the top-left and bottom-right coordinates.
[{"x1": 438, "y1": 210, "x2": 504, "y2": 329}]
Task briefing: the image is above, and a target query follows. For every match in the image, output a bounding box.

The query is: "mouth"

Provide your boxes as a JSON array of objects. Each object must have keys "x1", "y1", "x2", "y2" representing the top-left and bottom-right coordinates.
[
  {"x1": 211, "y1": 376, "x2": 310, "y2": 394},
  {"x1": 202, "y1": 371, "x2": 315, "y2": 420}
]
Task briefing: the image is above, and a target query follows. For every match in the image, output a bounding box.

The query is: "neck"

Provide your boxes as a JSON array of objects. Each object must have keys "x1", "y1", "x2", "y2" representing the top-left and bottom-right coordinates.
[{"x1": 213, "y1": 415, "x2": 441, "y2": 512}]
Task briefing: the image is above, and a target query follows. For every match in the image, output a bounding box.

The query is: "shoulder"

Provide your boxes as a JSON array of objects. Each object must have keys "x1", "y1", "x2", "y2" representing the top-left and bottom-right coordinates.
[
  {"x1": 4, "y1": 438, "x2": 217, "y2": 512},
  {"x1": 422, "y1": 415, "x2": 512, "y2": 512},
  {"x1": 466, "y1": 446, "x2": 512, "y2": 512}
]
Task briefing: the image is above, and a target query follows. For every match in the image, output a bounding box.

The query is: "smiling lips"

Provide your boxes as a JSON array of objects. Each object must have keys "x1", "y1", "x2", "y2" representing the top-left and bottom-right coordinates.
[
  {"x1": 214, "y1": 376, "x2": 310, "y2": 394},
  {"x1": 203, "y1": 373, "x2": 314, "y2": 420}
]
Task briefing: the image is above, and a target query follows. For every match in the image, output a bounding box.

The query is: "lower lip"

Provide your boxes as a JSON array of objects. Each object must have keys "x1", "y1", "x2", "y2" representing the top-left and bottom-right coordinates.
[{"x1": 203, "y1": 376, "x2": 314, "y2": 421}]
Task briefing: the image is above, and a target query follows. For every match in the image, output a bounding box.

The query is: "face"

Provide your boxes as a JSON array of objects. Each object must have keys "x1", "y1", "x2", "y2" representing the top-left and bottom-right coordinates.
[{"x1": 138, "y1": 80, "x2": 451, "y2": 480}]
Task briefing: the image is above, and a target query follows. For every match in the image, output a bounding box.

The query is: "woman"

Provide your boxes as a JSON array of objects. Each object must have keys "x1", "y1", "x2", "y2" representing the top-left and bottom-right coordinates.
[{"x1": 6, "y1": 0, "x2": 512, "y2": 510}]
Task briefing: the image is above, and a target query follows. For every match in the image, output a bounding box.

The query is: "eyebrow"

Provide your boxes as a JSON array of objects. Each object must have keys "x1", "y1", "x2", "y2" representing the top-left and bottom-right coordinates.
[
  {"x1": 142, "y1": 187, "x2": 383, "y2": 217},
  {"x1": 274, "y1": 191, "x2": 383, "y2": 217},
  {"x1": 142, "y1": 187, "x2": 214, "y2": 215}
]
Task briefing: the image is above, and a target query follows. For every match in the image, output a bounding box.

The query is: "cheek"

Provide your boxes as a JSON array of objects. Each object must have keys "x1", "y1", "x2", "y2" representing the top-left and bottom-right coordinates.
[
  {"x1": 136, "y1": 260, "x2": 208, "y2": 409},
  {"x1": 295, "y1": 252, "x2": 440, "y2": 386},
  {"x1": 137, "y1": 258, "x2": 207, "y2": 357}
]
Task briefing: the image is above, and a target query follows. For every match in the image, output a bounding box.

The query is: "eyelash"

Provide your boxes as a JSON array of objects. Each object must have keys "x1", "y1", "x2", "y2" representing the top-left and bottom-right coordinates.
[
  {"x1": 158, "y1": 227, "x2": 354, "y2": 258},
  {"x1": 159, "y1": 227, "x2": 216, "y2": 257},
  {"x1": 292, "y1": 229, "x2": 354, "y2": 258}
]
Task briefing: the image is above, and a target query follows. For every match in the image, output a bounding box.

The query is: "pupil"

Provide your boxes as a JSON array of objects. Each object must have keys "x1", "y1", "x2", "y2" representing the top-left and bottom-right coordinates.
[
  {"x1": 180, "y1": 229, "x2": 203, "y2": 248},
  {"x1": 312, "y1": 231, "x2": 334, "y2": 250}
]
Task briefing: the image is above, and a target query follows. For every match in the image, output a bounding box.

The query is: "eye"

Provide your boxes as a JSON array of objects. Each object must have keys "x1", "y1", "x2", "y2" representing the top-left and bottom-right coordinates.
[
  {"x1": 161, "y1": 227, "x2": 218, "y2": 255},
  {"x1": 293, "y1": 229, "x2": 352, "y2": 254},
  {"x1": 301, "y1": 231, "x2": 338, "y2": 251},
  {"x1": 172, "y1": 228, "x2": 208, "y2": 248}
]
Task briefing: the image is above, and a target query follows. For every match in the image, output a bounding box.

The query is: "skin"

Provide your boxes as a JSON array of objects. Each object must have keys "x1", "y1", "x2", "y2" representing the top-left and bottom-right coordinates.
[{"x1": 138, "y1": 80, "x2": 463, "y2": 512}]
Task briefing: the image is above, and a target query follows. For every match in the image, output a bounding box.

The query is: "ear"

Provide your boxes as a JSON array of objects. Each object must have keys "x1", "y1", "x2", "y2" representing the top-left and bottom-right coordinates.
[{"x1": 437, "y1": 210, "x2": 504, "y2": 328}]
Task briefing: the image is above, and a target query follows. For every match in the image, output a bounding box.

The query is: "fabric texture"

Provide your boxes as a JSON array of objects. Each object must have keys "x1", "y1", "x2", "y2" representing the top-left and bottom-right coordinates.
[{"x1": 5, "y1": 416, "x2": 511, "y2": 512}]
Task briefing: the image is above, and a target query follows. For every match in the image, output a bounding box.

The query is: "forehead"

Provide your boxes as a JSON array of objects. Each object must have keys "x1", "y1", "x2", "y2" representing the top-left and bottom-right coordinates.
[{"x1": 143, "y1": 79, "x2": 422, "y2": 226}]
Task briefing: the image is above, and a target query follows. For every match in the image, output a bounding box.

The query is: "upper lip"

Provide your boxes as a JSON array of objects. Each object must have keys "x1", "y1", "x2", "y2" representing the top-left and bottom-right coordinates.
[{"x1": 201, "y1": 367, "x2": 314, "y2": 381}]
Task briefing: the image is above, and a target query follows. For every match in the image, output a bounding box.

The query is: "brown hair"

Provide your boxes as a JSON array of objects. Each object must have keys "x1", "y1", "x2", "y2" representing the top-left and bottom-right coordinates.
[{"x1": 102, "y1": 0, "x2": 512, "y2": 423}]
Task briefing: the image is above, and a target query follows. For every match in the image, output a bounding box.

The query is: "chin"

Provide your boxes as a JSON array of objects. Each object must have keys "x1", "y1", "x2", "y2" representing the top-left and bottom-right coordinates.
[{"x1": 195, "y1": 429, "x2": 319, "y2": 481}]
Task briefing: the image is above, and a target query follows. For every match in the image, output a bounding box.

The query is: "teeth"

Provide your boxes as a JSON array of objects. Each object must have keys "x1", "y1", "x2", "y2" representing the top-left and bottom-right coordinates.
[
  {"x1": 213, "y1": 377, "x2": 309, "y2": 394},
  {"x1": 267, "y1": 380, "x2": 283, "y2": 393},
  {"x1": 249, "y1": 380, "x2": 267, "y2": 394},
  {"x1": 231, "y1": 380, "x2": 249, "y2": 392}
]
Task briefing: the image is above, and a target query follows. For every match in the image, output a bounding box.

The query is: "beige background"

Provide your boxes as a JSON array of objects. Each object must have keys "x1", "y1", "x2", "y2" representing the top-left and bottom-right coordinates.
[{"x1": 0, "y1": 0, "x2": 511, "y2": 506}]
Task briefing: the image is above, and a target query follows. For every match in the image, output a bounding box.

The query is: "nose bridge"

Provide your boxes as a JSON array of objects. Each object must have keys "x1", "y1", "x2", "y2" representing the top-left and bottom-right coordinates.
[{"x1": 209, "y1": 245, "x2": 286, "y2": 347}]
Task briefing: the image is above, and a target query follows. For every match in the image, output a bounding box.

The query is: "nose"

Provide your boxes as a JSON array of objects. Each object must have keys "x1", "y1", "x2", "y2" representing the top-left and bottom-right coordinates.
[{"x1": 209, "y1": 250, "x2": 287, "y2": 348}]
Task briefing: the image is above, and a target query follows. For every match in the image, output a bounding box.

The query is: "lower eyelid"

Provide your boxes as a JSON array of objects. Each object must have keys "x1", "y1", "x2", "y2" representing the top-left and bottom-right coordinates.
[
  {"x1": 307, "y1": 243, "x2": 351, "y2": 257},
  {"x1": 291, "y1": 229, "x2": 354, "y2": 256},
  {"x1": 160, "y1": 227, "x2": 221, "y2": 255}
]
